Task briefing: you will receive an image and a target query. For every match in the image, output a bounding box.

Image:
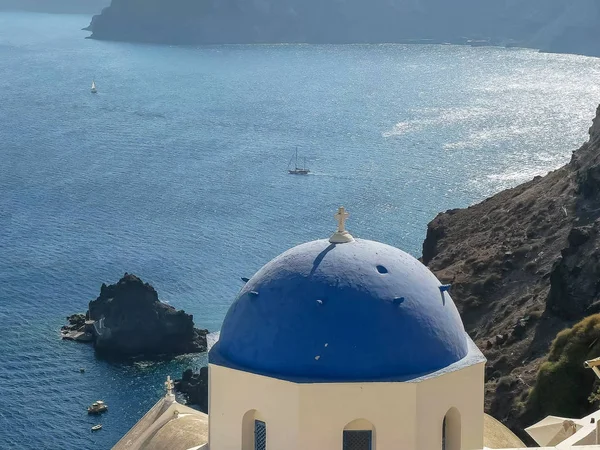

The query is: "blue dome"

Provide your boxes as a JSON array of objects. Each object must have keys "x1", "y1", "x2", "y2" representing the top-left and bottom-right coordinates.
[{"x1": 210, "y1": 238, "x2": 469, "y2": 381}]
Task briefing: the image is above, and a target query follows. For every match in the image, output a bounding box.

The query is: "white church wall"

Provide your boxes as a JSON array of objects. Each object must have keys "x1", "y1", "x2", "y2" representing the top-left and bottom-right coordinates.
[
  {"x1": 416, "y1": 361, "x2": 485, "y2": 450},
  {"x1": 209, "y1": 360, "x2": 484, "y2": 450},
  {"x1": 297, "y1": 381, "x2": 417, "y2": 449},
  {"x1": 208, "y1": 364, "x2": 301, "y2": 450}
]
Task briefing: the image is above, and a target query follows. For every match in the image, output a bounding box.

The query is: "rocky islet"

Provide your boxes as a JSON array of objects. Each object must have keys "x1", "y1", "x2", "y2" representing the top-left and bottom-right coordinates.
[{"x1": 63, "y1": 273, "x2": 208, "y2": 359}]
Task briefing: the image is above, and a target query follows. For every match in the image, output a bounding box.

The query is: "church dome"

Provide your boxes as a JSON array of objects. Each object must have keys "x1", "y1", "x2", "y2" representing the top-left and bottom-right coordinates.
[{"x1": 210, "y1": 210, "x2": 469, "y2": 382}]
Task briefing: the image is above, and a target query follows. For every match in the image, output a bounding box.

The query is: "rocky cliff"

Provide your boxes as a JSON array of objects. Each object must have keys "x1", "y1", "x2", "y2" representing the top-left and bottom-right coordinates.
[
  {"x1": 63, "y1": 273, "x2": 207, "y2": 358},
  {"x1": 423, "y1": 104, "x2": 600, "y2": 437},
  {"x1": 175, "y1": 367, "x2": 209, "y2": 413},
  {"x1": 84, "y1": 0, "x2": 600, "y2": 57}
]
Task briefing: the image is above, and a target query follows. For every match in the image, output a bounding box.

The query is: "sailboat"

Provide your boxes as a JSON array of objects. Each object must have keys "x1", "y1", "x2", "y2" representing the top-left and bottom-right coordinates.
[
  {"x1": 91, "y1": 81, "x2": 97, "y2": 94},
  {"x1": 287, "y1": 148, "x2": 310, "y2": 175}
]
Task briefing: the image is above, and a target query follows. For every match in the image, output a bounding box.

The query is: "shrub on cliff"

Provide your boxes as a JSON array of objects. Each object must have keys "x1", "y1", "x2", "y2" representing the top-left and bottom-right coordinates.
[{"x1": 526, "y1": 315, "x2": 600, "y2": 419}]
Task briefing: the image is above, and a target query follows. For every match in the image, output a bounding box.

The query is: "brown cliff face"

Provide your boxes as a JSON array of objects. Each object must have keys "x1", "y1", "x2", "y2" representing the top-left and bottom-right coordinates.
[{"x1": 422, "y1": 105, "x2": 600, "y2": 438}]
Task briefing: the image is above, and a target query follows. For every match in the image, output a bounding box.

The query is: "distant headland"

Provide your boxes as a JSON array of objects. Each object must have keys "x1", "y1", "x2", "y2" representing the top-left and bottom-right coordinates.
[
  {"x1": 84, "y1": 0, "x2": 599, "y2": 58},
  {"x1": 62, "y1": 273, "x2": 208, "y2": 359},
  {"x1": 0, "y1": 0, "x2": 109, "y2": 14}
]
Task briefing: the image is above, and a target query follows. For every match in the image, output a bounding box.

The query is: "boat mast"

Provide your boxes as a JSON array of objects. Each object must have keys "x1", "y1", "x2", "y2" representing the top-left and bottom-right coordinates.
[{"x1": 295, "y1": 147, "x2": 299, "y2": 169}]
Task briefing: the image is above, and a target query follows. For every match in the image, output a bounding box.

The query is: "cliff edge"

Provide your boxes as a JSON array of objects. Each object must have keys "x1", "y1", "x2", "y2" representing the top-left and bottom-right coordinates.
[{"x1": 423, "y1": 104, "x2": 600, "y2": 435}]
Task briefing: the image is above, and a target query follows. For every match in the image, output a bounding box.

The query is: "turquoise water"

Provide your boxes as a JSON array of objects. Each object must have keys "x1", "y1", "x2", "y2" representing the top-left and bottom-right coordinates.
[{"x1": 2, "y1": 11, "x2": 600, "y2": 449}]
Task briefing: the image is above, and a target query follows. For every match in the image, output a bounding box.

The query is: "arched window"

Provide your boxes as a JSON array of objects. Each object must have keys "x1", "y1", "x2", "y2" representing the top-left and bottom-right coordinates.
[
  {"x1": 343, "y1": 419, "x2": 374, "y2": 450},
  {"x1": 242, "y1": 410, "x2": 267, "y2": 450},
  {"x1": 255, "y1": 420, "x2": 267, "y2": 450},
  {"x1": 442, "y1": 408, "x2": 461, "y2": 450}
]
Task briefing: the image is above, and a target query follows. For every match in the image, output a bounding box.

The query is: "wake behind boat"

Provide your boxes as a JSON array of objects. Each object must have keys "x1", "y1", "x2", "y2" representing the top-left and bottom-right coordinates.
[{"x1": 288, "y1": 148, "x2": 310, "y2": 175}]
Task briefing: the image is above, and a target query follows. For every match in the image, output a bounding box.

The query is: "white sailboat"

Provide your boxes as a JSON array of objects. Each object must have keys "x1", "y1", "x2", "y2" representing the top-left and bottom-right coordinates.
[
  {"x1": 287, "y1": 148, "x2": 310, "y2": 175},
  {"x1": 91, "y1": 80, "x2": 97, "y2": 94}
]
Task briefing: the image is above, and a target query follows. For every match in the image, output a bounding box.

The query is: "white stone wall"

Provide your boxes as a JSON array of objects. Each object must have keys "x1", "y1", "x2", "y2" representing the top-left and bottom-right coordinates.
[
  {"x1": 416, "y1": 362, "x2": 485, "y2": 450},
  {"x1": 208, "y1": 364, "x2": 300, "y2": 450},
  {"x1": 208, "y1": 360, "x2": 485, "y2": 450},
  {"x1": 297, "y1": 381, "x2": 417, "y2": 449}
]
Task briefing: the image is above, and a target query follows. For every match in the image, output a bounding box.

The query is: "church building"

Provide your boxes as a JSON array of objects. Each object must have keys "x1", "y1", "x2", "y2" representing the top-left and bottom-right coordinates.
[{"x1": 115, "y1": 207, "x2": 600, "y2": 450}]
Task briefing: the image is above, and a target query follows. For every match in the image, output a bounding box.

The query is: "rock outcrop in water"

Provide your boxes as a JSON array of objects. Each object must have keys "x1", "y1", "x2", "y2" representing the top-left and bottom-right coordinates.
[
  {"x1": 63, "y1": 273, "x2": 208, "y2": 359},
  {"x1": 422, "y1": 104, "x2": 600, "y2": 438},
  {"x1": 85, "y1": 0, "x2": 600, "y2": 57},
  {"x1": 175, "y1": 367, "x2": 209, "y2": 413},
  {"x1": 61, "y1": 313, "x2": 94, "y2": 342}
]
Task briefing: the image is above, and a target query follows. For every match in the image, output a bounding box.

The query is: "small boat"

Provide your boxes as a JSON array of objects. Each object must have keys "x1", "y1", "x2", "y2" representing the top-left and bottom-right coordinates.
[
  {"x1": 79, "y1": 368, "x2": 85, "y2": 373},
  {"x1": 91, "y1": 81, "x2": 97, "y2": 94},
  {"x1": 91, "y1": 425, "x2": 102, "y2": 432},
  {"x1": 87, "y1": 400, "x2": 108, "y2": 414},
  {"x1": 287, "y1": 148, "x2": 310, "y2": 175}
]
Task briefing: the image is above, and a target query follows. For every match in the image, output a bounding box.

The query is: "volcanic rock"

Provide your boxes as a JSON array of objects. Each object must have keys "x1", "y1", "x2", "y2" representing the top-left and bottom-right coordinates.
[
  {"x1": 64, "y1": 273, "x2": 207, "y2": 358},
  {"x1": 175, "y1": 367, "x2": 208, "y2": 413},
  {"x1": 61, "y1": 313, "x2": 94, "y2": 342},
  {"x1": 422, "y1": 104, "x2": 600, "y2": 439}
]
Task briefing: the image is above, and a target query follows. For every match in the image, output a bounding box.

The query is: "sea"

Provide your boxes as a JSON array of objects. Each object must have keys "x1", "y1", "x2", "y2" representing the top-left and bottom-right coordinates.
[{"x1": 1, "y1": 10, "x2": 600, "y2": 449}]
